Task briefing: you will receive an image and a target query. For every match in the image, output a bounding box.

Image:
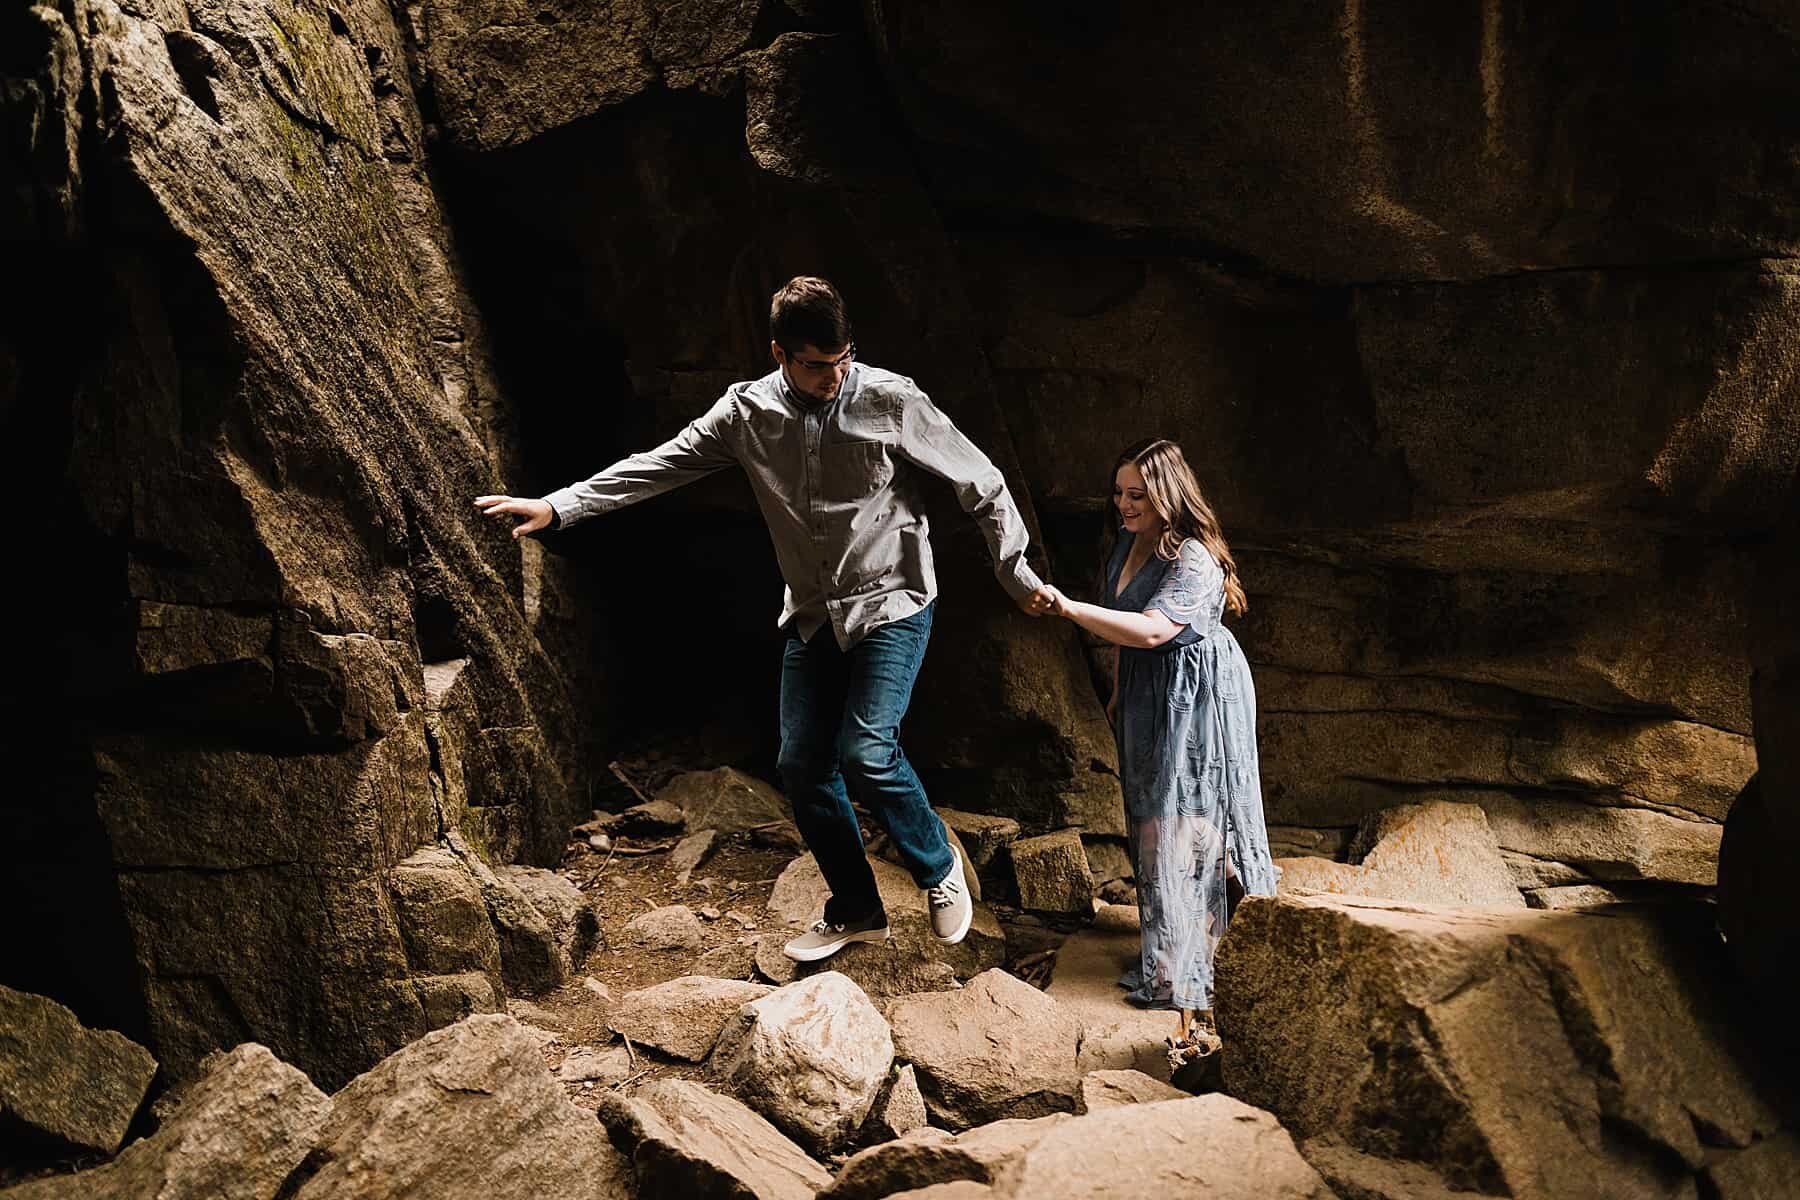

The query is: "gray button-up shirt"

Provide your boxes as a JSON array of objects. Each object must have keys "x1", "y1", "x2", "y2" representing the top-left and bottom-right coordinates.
[{"x1": 543, "y1": 363, "x2": 1043, "y2": 649}]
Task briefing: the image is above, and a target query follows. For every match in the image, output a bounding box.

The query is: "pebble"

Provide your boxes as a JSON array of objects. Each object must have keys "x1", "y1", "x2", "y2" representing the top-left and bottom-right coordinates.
[
  {"x1": 589, "y1": 833, "x2": 612, "y2": 852},
  {"x1": 698, "y1": 906, "x2": 722, "y2": 921}
]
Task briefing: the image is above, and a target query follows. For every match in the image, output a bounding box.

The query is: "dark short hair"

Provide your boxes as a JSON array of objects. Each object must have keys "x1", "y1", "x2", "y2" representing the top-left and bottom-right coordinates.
[{"x1": 770, "y1": 276, "x2": 852, "y2": 353}]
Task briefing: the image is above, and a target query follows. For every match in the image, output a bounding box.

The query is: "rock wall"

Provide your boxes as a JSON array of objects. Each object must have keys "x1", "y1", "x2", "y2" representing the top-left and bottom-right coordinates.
[
  {"x1": 1, "y1": 0, "x2": 597, "y2": 1087},
  {"x1": 4, "y1": 0, "x2": 1795, "y2": 1085}
]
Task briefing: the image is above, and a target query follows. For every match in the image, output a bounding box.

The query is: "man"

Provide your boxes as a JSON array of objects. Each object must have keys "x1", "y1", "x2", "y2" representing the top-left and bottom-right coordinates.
[{"x1": 476, "y1": 276, "x2": 1054, "y2": 962}]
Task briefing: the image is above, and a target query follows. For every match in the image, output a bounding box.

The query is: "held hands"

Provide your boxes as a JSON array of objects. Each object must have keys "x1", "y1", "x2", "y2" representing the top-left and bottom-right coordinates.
[
  {"x1": 1021, "y1": 584, "x2": 1074, "y2": 618},
  {"x1": 474, "y1": 495, "x2": 554, "y2": 539}
]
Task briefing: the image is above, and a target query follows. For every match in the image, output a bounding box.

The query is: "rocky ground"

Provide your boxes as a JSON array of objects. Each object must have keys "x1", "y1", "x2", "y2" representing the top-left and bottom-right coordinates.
[{"x1": 4, "y1": 755, "x2": 1797, "y2": 1199}]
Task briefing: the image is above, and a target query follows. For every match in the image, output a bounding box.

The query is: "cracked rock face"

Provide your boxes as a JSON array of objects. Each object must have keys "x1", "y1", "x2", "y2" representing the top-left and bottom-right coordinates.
[
  {"x1": 3, "y1": 0, "x2": 591, "y2": 1090},
  {"x1": 1216, "y1": 893, "x2": 1786, "y2": 1199}
]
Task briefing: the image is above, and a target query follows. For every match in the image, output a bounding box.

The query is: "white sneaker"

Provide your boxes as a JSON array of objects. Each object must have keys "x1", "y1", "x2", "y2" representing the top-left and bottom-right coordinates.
[
  {"x1": 926, "y1": 844, "x2": 973, "y2": 944},
  {"x1": 782, "y1": 912, "x2": 890, "y2": 963}
]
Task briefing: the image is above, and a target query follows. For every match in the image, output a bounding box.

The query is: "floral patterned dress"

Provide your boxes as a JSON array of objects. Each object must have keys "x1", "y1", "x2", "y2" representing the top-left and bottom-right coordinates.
[{"x1": 1105, "y1": 531, "x2": 1279, "y2": 1011}]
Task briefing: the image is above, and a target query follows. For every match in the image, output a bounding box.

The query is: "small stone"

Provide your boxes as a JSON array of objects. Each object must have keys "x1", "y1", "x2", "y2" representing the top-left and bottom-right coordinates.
[
  {"x1": 506, "y1": 998, "x2": 565, "y2": 1031},
  {"x1": 557, "y1": 1045, "x2": 632, "y2": 1084},
  {"x1": 626, "y1": 904, "x2": 706, "y2": 951},
  {"x1": 698, "y1": 906, "x2": 722, "y2": 921},
  {"x1": 1098, "y1": 879, "x2": 1137, "y2": 907},
  {"x1": 588, "y1": 833, "x2": 612, "y2": 852},
  {"x1": 582, "y1": 977, "x2": 613, "y2": 1002},
  {"x1": 726, "y1": 909, "x2": 757, "y2": 930},
  {"x1": 670, "y1": 830, "x2": 719, "y2": 882},
  {"x1": 862, "y1": 1063, "x2": 930, "y2": 1144}
]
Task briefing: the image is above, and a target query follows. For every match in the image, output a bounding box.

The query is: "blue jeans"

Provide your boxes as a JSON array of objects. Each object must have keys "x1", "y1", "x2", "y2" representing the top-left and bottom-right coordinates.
[{"x1": 777, "y1": 603, "x2": 952, "y2": 924}]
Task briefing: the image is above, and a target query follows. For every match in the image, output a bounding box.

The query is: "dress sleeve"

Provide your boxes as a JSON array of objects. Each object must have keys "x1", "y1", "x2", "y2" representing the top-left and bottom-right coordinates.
[{"x1": 1144, "y1": 540, "x2": 1224, "y2": 637}]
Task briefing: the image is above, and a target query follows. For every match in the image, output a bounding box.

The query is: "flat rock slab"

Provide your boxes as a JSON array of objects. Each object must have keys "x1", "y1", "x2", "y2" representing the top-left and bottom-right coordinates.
[
  {"x1": 0, "y1": 984, "x2": 158, "y2": 1158},
  {"x1": 767, "y1": 854, "x2": 1005, "y2": 987},
  {"x1": 1077, "y1": 1069, "x2": 1187, "y2": 1113},
  {"x1": 557, "y1": 1045, "x2": 632, "y2": 1084},
  {"x1": 609, "y1": 976, "x2": 773, "y2": 1061},
  {"x1": 600, "y1": 1078, "x2": 831, "y2": 1200},
  {"x1": 657, "y1": 768, "x2": 791, "y2": 833},
  {"x1": 669, "y1": 830, "x2": 719, "y2": 880},
  {"x1": 691, "y1": 940, "x2": 759, "y2": 981},
  {"x1": 1278, "y1": 800, "x2": 1523, "y2": 908},
  {"x1": 292, "y1": 1014, "x2": 630, "y2": 1199},
  {"x1": 2, "y1": 1044, "x2": 328, "y2": 1200},
  {"x1": 1009, "y1": 829, "x2": 1094, "y2": 914},
  {"x1": 1217, "y1": 894, "x2": 1784, "y2": 1200},
  {"x1": 712, "y1": 972, "x2": 894, "y2": 1155},
  {"x1": 888, "y1": 969, "x2": 1082, "y2": 1129},
  {"x1": 824, "y1": 1116, "x2": 1069, "y2": 1200},
  {"x1": 998, "y1": 1095, "x2": 1334, "y2": 1199},
  {"x1": 1044, "y1": 926, "x2": 1175, "y2": 1083},
  {"x1": 601, "y1": 800, "x2": 687, "y2": 837}
]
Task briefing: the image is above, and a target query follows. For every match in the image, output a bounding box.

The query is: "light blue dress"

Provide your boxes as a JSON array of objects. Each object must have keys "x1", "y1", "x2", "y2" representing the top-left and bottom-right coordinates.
[{"x1": 1106, "y1": 531, "x2": 1279, "y2": 1011}]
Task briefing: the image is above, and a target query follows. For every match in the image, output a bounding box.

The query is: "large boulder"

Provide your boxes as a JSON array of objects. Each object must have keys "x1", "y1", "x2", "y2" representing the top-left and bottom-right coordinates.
[
  {"x1": 0, "y1": 1044, "x2": 327, "y2": 1200},
  {"x1": 711, "y1": 972, "x2": 894, "y2": 1155},
  {"x1": 608, "y1": 976, "x2": 773, "y2": 1062},
  {"x1": 888, "y1": 969, "x2": 1083, "y2": 1129},
  {"x1": 996, "y1": 1095, "x2": 1333, "y2": 1200},
  {"x1": 1277, "y1": 800, "x2": 1523, "y2": 907},
  {"x1": 0, "y1": 985, "x2": 157, "y2": 1159},
  {"x1": 599, "y1": 1078, "x2": 832, "y2": 1200},
  {"x1": 1216, "y1": 894, "x2": 1786, "y2": 1199},
  {"x1": 289, "y1": 1014, "x2": 630, "y2": 1199},
  {"x1": 766, "y1": 854, "x2": 1005, "y2": 994}
]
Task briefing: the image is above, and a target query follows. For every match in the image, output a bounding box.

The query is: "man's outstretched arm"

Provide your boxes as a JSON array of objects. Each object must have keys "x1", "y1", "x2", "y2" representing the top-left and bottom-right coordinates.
[
  {"x1": 891, "y1": 383, "x2": 1051, "y2": 612},
  {"x1": 475, "y1": 395, "x2": 739, "y2": 539}
]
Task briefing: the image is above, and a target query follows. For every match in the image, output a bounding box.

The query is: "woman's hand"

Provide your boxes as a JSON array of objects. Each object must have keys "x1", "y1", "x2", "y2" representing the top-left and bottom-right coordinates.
[
  {"x1": 1041, "y1": 585, "x2": 1074, "y2": 618},
  {"x1": 474, "y1": 495, "x2": 554, "y2": 539}
]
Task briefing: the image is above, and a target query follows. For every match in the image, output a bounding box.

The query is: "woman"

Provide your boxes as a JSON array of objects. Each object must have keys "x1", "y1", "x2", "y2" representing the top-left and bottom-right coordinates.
[{"x1": 1040, "y1": 438, "x2": 1278, "y2": 1044}]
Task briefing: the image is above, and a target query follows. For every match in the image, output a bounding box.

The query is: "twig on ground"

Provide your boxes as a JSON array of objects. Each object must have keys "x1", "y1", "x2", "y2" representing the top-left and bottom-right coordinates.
[{"x1": 622, "y1": 1034, "x2": 637, "y2": 1073}]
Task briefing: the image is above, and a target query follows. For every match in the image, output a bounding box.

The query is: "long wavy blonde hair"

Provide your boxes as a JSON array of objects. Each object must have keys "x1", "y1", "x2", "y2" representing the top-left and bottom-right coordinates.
[{"x1": 1107, "y1": 438, "x2": 1247, "y2": 617}]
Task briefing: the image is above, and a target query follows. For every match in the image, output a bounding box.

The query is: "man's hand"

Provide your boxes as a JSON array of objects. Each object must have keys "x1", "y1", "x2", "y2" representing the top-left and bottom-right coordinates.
[
  {"x1": 1021, "y1": 585, "x2": 1057, "y2": 617},
  {"x1": 474, "y1": 495, "x2": 554, "y2": 539}
]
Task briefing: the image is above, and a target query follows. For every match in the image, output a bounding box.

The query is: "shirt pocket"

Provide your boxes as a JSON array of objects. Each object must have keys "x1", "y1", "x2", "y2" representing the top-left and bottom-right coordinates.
[{"x1": 821, "y1": 439, "x2": 893, "y2": 501}]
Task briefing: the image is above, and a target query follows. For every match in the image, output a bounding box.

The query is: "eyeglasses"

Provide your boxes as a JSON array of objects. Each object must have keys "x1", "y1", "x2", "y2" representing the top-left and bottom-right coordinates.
[{"x1": 789, "y1": 342, "x2": 856, "y2": 372}]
